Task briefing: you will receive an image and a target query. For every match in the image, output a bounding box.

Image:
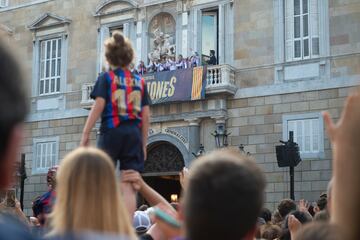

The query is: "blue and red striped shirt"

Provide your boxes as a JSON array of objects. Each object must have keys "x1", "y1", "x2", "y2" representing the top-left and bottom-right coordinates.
[{"x1": 91, "y1": 68, "x2": 150, "y2": 132}]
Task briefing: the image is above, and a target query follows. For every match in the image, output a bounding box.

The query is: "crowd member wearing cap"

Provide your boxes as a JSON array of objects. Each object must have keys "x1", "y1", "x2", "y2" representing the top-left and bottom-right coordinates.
[
  {"x1": 0, "y1": 39, "x2": 34, "y2": 240},
  {"x1": 133, "y1": 211, "x2": 152, "y2": 236}
]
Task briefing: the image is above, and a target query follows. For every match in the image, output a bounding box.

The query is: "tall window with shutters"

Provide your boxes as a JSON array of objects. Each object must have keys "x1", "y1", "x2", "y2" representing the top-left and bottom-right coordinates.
[
  {"x1": 32, "y1": 137, "x2": 59, "y2": 174},
  {"x1": 39, "y1": 38, "x2": 62, "y2": 95},
  {"x1": 283, "y1": 113, "x2": 324, "y2": 159},
  {"x1": 285, "y1": 0, "x2": 319, "y2": 61}
]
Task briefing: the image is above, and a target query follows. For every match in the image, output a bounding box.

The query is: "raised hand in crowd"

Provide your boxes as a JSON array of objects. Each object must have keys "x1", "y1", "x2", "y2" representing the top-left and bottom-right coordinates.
[
  {"x1": 298, "y1": 199, "x2": 310, "y2": 214},
  {"x1": 323, "y1": 88, "x2": 360, "y2": 240},
  {"x1": 121, "y1": 170, "x2": 172, "y2": 209},
  {"x1": 288, "y1": 214, "x2": 302, "y2": 239}
]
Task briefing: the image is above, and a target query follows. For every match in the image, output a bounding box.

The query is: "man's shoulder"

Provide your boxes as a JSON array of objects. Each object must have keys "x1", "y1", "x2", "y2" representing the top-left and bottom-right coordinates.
[{"x1": 0, "y1": 214, "x2": 35, "y2": 240}]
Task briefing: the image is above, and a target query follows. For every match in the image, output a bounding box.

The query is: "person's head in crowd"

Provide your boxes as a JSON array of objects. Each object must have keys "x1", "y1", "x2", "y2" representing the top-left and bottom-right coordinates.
[
  {"x1": 0, "y1": 40, "x2": 28, "y2": 190},
  {"x1": 281, "y1": 210, "x2": 313, "y2": 240},
  {"x1": 272, "y1": 210, "x2": 283, "y2": 226},
  {"x1": 285, "y1": 210, "x2": 312, "y2": 227},
  {"x1": 255, "y1": 218, "x2": 266, "y2": 238},
  {"x1": 50, "y1": 147, "x2": 136, "y2": 238},
  {"x1": 133, "y1": 211, "x2": 151, "y2": 236},
  {"x1": 314, "y1": 194, "x2": 327, "y2": 213},
  {"x1": 178, "y1": 54, "x2": 183, "y2": 61},
  {"x1": 210, "y1": 50, "x2": 215, "y2": 56},
  {"x1": 260, "y1": 223, "x2": 282, "y2": 240},
  {"x1": 314, "y1": 209, "x2": 330, "y2": 222},
  {"x1": 293, "y1": 222, "x2": 341, "y2": 240},
  {"x1": 105, "y1": 31, "x2": 134, "y2": 69},
  {"x1": 47, "y1": 165, "x2": 59, "y2": 190},
  {"x1": 261, "y1": 208, "x2": 272, "y2": 223},
  {"x1": 278, "y1": 199, "x2": 297, "y2": 219},
  {"x1": 184, "y1": 148, "x2": 265, "y2": 240}
]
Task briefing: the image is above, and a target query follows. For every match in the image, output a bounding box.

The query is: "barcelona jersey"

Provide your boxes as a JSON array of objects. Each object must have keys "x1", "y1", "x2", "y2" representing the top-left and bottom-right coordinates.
[{"x1": 91, "y1": 68, "x2": 151, "y2": 132}]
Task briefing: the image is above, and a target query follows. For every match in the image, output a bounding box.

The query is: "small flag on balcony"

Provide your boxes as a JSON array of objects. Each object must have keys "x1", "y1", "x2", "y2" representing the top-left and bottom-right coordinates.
[{"x1": 191, "y1": 67, "x2": 205, "y2": 100}]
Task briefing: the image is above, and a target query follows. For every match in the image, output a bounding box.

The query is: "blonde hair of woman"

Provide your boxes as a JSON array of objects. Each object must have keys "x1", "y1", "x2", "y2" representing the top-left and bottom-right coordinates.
[{"x1": 49, "y1": 147, "x2": 136, "y2": 238}]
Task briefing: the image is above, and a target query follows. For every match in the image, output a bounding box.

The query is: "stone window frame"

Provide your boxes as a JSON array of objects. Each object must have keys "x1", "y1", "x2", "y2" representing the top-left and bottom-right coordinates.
[
  {"x1": 285, "y1": 0, "x2": 320, "y2": 62},
  {"x1": 28, "y1": 13, "x2": 70, "y2": 111},
  {"x1": 0, "y1": 0, "x2": 8, "y2": 8},
  {"x1": 94, "y1": 0, "x2": 138, "y2": 74},
  {"x1": 32, "y1": 136, "x2": 60, "y2": 175},
  {"x1": 0, "y1": 0, "x2": 54, "y2": 12},
  {"x1": 282, "y1": 112, "x2": 325, "y2": 159},
  {"x1": 274, "y1": 0, "x2": 330, "y2": 83},
  {"x1": 97, "y1": 21, "x2": 133, "y2": 74},
  {"x1": 31, "y1": 33, "x2": 69, "y2": 109},
  {"x1": 190, "y1": 0, "x2": 234, "y2": 65},
  {"x1": 38, "y1": 37, "x2": 62, "y2": 96}
]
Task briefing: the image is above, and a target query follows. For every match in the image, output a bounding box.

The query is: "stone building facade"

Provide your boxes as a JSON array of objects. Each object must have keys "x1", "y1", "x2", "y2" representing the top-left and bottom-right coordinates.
[{"x1": 0, "y1": 0, "x2": 359, "y2": 215}]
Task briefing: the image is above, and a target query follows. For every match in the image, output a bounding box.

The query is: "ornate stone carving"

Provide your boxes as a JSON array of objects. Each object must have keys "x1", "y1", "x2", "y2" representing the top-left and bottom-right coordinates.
[
  {"x1": 144, "y1": 142, "x2": 185, "y2": 173},
  {"x1": 148, "y1": 13, "x2": 176, "y2": 62}
]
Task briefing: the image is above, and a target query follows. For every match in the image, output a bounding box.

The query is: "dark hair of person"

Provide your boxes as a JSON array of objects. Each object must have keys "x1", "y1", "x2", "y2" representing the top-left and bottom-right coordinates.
[
  {"x1": 104, "y1": 31, "x2": 134, "y2": 68},
  {"x1": 314, "y1": 210, "x2": 330, "y2": 222},
  {"x1": 280, "y1": 210, "x2": 313, "y2": 240},
  {"x1": 261, "y1": 224, "x2": 282, "y2": 240},
  {"x1": 277, "y1": 199, "x2": 297, "y2": 218},
  {"x1": 293, "y1": 222, "x2": 341, "y2": 240},
  {"x1": 316, "y1": 196, "x2": 328, "y2": 211},
  {"x1": 0, "y1": 41, "x2": 28, "y2": 157},
  {"x1": 184, "y1": 148, "x2": 266, "y2": 240},
  {"x1": 284, "y1": 210, "x2": 313, "y2": 228},
  {"x1": 137, "y1": 204, "x2": 149, "y2": 212},
  {"x1": 261, "y1": 208, "x2": 272, "y2": 222},
  {"x1": 308, "y1": 204, "x2": 315, "y2": 216}
]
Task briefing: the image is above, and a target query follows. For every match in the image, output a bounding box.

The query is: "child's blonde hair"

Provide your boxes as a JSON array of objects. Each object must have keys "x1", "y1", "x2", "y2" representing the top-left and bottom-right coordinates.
[{"x1": 50, "y1": 147, "x2": 136, "y2": 238}]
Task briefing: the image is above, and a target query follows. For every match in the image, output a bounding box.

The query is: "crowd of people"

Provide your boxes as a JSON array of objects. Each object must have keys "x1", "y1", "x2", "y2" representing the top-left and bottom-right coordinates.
[
  {"x1": 132, "y1": 50, "x2": 217, "y2": 75},
  {"x1": 0, "y1": 31, "x2": 359, "y2": 240}
]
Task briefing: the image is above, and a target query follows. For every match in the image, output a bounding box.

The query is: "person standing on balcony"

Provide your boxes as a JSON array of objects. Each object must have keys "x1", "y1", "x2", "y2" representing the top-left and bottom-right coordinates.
[
  {"x1": 80, "y1": 31, "x2": 151, "y2": 217},
  {"x1": 206, "y1": 50, "x2": 217, "y2": 65},
  {"x1": 137, "y1": 61, "x2": 147, "y2": 76}
]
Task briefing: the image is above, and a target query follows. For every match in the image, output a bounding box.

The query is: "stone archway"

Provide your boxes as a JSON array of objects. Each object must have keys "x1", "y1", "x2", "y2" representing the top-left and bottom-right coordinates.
[
  {"x1": 144, "y1": 141, "x2": 185, "y2": 175},
  {"x1": 141, "y1": 141, "x2": 185, "y2": 203}
]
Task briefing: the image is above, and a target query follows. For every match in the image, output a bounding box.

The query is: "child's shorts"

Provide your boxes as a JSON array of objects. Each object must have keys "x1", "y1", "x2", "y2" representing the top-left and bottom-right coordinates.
[{"x1": 97, "y1": 123, "x2": 144, "y2": 173}]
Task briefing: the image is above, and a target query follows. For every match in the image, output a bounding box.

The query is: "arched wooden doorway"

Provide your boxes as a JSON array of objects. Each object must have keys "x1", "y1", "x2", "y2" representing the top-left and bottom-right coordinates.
[{"x1": 141, "y1": 141, "x2": 185, "y2": 203}]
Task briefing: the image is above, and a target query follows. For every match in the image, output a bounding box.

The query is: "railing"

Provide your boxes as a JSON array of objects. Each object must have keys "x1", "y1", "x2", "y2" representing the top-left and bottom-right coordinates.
[
  {"x1": 80, "y1": 83, "x2": 94, "y2": 108},
  {"x1": 81, "y1": 64, "x2": 236, "y2": 108},
  {"x1": 206, "y1": 64, "x2": 237, "y2": 94}
]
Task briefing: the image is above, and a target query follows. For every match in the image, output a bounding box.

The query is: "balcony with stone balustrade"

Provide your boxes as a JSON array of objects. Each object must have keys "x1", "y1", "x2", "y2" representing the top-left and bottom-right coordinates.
[{"x1": 81, "y1": 64, "x2": 237, "y2": 109}]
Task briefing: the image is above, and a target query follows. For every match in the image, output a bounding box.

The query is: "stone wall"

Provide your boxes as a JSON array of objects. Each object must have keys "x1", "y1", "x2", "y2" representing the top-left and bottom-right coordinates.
[
  {"x1": 227, "y1": 87, "x2": 352, "y2": 210},
  {"x1": 22, "y1": 117, "x2": 96, "y2": 215}
]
